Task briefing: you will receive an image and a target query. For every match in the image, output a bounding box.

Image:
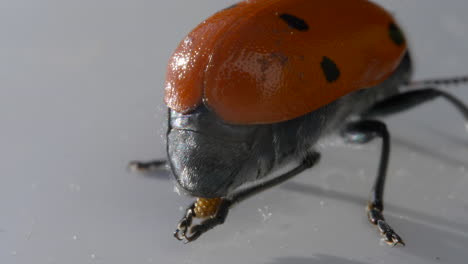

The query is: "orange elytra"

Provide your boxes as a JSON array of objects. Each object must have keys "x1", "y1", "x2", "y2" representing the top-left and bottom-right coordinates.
[{"x1": 164, "y1": 0, "x2": 407, "y2": 124}]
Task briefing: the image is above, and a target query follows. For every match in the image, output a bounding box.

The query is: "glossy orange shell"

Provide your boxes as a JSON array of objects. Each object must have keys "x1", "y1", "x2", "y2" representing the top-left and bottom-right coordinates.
[{"x1": 164, "y1": 0, "x2": 407, "y2": 124}]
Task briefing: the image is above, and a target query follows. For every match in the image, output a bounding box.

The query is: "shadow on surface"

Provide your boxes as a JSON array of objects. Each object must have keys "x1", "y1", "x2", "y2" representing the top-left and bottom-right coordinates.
[
  {"x1": 418, "y1": 121, "x2": 468, "y2": 149},
  {"x1": 393, "y1": 216, "x2": 468, "y2": 263},
  {"x1": 282, "y1": 181, "x2": 468, "y2": 235},
  {"x1": 393, "y1": 136, "x2": 466, "y2": 168},
  {"x1": 281, "y1": 181, "x2": 468, "y2": 263}
]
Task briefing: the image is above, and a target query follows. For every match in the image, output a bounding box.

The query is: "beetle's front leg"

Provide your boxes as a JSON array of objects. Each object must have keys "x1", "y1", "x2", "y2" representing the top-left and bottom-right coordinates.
[
  {"x1": 174, "y1": 152, "x2": 320, "y2": 243},
  {"x1": 174, "y1": 198, "x2": 231, "y2": 243}
]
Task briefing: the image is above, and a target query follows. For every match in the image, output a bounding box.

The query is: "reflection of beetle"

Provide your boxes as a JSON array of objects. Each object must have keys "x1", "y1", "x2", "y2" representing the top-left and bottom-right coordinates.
[{"x1": 130, "y1": 0, "x2": 468, "y2": 245}]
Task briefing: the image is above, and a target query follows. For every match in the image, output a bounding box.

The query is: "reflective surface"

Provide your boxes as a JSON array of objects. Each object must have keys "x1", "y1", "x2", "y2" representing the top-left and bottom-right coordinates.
[{"x1": 1, "y1": 0, "x2": 468, "y2": 263}]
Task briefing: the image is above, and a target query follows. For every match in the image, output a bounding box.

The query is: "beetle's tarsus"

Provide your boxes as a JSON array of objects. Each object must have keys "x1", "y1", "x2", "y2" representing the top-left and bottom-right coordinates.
[
  {"x1": 368, "y1": 205, "x2": 405, "y2": 247},
  {"x1": 128, "y1": 160, "x2": 166, "y2": 172},
  {"x1": 377, "y1": 220, "x2": 405, "y2": 246}
]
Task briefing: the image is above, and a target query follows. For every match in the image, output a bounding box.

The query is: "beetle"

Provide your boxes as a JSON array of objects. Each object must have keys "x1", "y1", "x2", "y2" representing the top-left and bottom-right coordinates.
[{"x1": 130, "y1": 0, "x2": 468, "y2": 246}]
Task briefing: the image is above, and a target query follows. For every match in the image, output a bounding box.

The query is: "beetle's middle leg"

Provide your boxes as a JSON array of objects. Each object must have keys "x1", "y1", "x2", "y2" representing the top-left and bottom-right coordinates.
[
  {"x1": 342, "y1": 120, "x2": 404, "y2": 246},
  {"x1": 230, "y1": 151, "x2": 321, "y2": 203},
  {"x1": 174, "y1": 152, "x2": 321, "y2": 243}
]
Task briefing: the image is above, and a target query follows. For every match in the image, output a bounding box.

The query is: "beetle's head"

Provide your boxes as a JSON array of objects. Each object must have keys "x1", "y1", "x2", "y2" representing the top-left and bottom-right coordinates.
[{"x1": 166, "y1": 107, "x2": 272, "y2": 198}]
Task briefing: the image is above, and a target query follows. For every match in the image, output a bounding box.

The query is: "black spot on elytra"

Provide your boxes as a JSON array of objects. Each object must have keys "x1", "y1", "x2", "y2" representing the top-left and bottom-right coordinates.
[
  {"x1": 389, "y1": 22, "x2": 405, "y2": 46},
  {"x1": 320, "y1": 56, "x2": 340, "y2": 83},
  {"x1": 279, "y1": 13, "x2": 309, "y2": 31}
]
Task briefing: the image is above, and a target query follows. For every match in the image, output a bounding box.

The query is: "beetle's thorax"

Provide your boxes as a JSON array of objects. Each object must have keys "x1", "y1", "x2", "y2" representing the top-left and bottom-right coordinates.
[{"x1": 166, "y1": 106, "x2": 276, "y2": 198}]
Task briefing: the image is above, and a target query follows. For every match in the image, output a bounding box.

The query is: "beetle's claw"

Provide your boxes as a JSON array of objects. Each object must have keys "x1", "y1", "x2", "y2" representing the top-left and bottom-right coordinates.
[
  {"x1": 174, "y1": 199, "x2": 230, "y2": 243},
  {"x1": 173, "y1": 229, "x2": 184, "y2": 241},
  {"x1": 173, "y1": 223, "x2": 203, "y2": 243},
  {"x1": 368, "y1": 206, "x2": 405, "y2": 247},
  {"x1": 173, "y1": 203, "x2": 198, "y2": 242},
  {"x1": 377, "y1": 220, "x2": 405, "y2": 246},
  {"x1": 368, "y1": 207, "x2": 405, "y2": 247},
  {"x1": 174, "y1": 218, "x2": 190, "y2": 241}
]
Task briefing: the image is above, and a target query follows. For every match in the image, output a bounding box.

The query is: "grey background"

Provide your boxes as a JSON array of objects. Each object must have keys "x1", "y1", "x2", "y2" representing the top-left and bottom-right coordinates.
[{"x1": 1, "y1": 0, "x2": 468, "y2": 263}]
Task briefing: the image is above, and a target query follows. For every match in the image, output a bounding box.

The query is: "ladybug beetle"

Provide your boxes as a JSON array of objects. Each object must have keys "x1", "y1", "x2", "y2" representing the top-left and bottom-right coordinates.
[{"x1": 130, "y1": 0, "x2": 468, "y2": 245}]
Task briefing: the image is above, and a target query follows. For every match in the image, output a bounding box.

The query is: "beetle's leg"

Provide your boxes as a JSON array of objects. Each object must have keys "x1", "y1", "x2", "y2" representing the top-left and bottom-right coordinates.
[
  {"x1": 128, "y1": 160, "x2": 166, "y2": 172},
  {"x1": 363, "y1": 88, "x2": 468, "y2": 123},
  {"x1": 230, "y1": 152, "x2": 321, "y2": 203},
  {"x1": 342, "y1": 120, "x2": 404, "y2": 246},
  {"x1": 175, "y1": 152, "x2": 320, "y2": 243},
  {"x1": 405, "y1": 75, "x2": 468, "y2": 88}
]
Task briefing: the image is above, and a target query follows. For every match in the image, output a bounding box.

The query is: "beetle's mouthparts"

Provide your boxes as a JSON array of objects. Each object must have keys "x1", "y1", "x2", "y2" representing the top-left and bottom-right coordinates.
[{"x1": 194, "y1": 197, "x2": 222, "y2": 218}]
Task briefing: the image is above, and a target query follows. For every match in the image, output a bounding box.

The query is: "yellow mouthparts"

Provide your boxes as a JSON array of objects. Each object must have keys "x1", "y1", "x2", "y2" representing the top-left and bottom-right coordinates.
[{"x1": 194, "y1": 197, "x2": 222, "y2": 218}]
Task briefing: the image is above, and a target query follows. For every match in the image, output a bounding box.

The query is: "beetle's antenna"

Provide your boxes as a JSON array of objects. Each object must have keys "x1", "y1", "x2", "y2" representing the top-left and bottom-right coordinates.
[{"x1": 403, "y1": 75, "x2": 468, "y2": 89}]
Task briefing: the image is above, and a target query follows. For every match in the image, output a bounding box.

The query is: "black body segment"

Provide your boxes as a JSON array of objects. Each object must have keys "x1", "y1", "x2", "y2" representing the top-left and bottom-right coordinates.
[{"x1": 167, "y1": 106, "x2": 274, "y2": 197}]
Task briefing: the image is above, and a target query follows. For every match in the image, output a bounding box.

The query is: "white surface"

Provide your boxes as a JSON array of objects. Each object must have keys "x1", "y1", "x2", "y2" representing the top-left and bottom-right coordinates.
[{"x1": 1, "y1": 0, "x2": 468, "y2": 263}]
